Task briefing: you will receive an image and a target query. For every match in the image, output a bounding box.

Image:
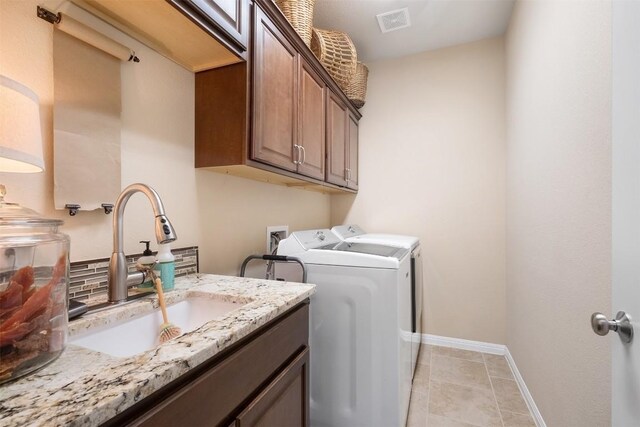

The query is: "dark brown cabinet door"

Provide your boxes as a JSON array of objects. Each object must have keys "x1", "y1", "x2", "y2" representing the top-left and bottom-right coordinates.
[
  {"x1": 326, "y1": 91, "x2": 348, "y2": 186},
  {"x1": 297, "y1": 59, "x2": 325, "y2": 180},
  {"x1": 236, "y1": 348, "x2": 309, "y2": 427},
  {"x1": 187, "y1": 0, "x2": 249, "y2": 50},
  {"x1": 252, "y1": 6, "x2": 298, "y2": 172},
  {"x1": 347, "y1": 111, "x2": 359, "y2": 190}
]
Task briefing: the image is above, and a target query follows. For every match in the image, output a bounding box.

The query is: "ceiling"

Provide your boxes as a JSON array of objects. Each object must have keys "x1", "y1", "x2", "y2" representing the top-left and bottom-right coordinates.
[{"x1": 313, "y1": 0, "x2": 515, "y2": 62}]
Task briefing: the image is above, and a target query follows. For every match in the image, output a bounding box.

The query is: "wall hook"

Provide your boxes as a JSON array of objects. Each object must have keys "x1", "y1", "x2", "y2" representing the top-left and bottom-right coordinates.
[
  {"x1": 65, "y1": 204, "x2": 80, "y2": 216},
  {"x1": 101, "y1": 204, "x2": 114, "y2": 214}
]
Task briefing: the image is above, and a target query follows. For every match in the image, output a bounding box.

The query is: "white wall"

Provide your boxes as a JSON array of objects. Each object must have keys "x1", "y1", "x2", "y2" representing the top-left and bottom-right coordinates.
[
  {"x1": 0, "y1": 0, "x2": 330, "y2": 274},
  {"x1": 505, "y1": 1, "x2": 611, "y2": 425},
  {"x1": 331, "y1": 38, "x2": 507, "y2": 344}
]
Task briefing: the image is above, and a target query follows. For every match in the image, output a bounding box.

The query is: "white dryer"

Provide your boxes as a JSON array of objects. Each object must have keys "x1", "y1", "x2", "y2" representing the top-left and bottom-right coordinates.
[
  {"x1": 277, "y1": 229, "x2": 413, "y2": 427},
  {"x1": 332, "y1": 225, "x2": 423, "y2": 378}
]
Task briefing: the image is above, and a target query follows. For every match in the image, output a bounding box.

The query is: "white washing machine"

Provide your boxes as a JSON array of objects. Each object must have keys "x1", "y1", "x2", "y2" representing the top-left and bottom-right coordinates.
[
  {"x1": 332, "y1": 225, "x2": 423, "y2": 378},
  {"x1": 277, "y1": 229, "x2": 413, "y2": 427}
]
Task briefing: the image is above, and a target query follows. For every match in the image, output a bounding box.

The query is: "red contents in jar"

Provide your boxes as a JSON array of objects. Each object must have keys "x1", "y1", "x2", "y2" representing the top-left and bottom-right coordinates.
[{"x1": 0, "y1": 254, "x2": 67, "y2": 382}]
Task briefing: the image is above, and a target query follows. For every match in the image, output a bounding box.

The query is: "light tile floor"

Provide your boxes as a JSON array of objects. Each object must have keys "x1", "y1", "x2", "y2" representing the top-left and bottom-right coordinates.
[{"x1": 407, "y1": 345, "x2": 536, "y2": 427}]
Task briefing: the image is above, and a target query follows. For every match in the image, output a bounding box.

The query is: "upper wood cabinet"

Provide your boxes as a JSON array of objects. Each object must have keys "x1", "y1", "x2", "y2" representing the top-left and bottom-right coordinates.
[
  {"x1": 194, "y1": 0, "x2": 360, "y2": 193},
  {"x1": 326, "y1": 92, "x2": 359, "y2": 189},
  {"x1": 297, "y1": 58, "x2": 326, "y2": 181},
  {"x1": 172, "y1": 0, "x2": 250, "y2": 54},
  {"x1": 326, "y1": 91, "x2": 348, "y2": 187},
  {"x1": 252, "y1": 10, "x2": 326, "y2": 180},
  {"x1": 252, "y1": 6, "x2": 298, "y2": 172}
]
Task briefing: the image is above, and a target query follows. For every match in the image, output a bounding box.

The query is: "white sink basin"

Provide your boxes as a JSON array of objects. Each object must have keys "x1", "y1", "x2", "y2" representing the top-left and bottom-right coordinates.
[{"x1": 70, "y1": 297, "x2": 243, "y2": 357}]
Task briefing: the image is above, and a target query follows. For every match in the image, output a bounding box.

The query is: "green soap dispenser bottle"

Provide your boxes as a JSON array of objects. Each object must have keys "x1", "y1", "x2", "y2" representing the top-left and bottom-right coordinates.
[
  {"x1": 138, "y1": 241, "x2": 156, "y2": 288},
  {"x1": 154, "y1": 243, "x2": 175, "y2": 291}
]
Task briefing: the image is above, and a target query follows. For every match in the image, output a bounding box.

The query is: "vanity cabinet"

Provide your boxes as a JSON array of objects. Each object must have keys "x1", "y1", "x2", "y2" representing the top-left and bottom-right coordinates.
[
  {"x1": 194, "y1": 0, "x2": 359, "y2": 193},
  {"x1": 103, "y1": 302, "x2": 310, "y2": 427}
]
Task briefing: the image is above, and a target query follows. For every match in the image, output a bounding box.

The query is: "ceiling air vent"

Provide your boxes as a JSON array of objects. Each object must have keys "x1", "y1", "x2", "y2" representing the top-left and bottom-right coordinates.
[{"x1": 376, "y1": 8, "x2": 411, "y2": 33}]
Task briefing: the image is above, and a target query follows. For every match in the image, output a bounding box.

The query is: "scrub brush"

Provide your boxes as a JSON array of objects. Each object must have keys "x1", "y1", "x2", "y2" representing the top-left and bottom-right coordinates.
[{"x1": 151, "y1": 270, "x2": 182, "y2": 343}]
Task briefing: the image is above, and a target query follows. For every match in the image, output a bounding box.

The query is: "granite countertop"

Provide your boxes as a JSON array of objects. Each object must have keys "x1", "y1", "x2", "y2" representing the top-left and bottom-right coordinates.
[{"x1": 0, "y1": 274, "x2": 315, "y2": 427}]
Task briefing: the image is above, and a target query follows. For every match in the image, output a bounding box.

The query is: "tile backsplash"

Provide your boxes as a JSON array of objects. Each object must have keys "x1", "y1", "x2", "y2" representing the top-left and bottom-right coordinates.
[{"x1": 69, "y1": 246, "x2": 199, "y2": 300}]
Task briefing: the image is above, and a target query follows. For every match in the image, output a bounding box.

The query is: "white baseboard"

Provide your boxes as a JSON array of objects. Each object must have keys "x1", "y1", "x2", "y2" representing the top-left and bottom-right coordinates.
[
  {"x1": 421, "y1": 333, "x2": 506, "y2": 355},
  {"x1": 421, "y1": 333, "x2": 546, "y2": 427},
  {"x1": 504, "y1": 348, "x2": 547, "y2": 427}
]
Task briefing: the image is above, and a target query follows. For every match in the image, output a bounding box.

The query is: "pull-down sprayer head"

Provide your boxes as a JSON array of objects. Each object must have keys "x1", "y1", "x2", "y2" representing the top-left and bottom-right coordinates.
[{"x1": 155, "y1": 214, "x2": 177, "y2": 244}]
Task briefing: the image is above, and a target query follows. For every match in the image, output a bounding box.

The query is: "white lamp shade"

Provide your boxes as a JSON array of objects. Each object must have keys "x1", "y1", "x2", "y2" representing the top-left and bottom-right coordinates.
[{"x1": 0, "y1": 75, "x2": 45, "y2": 173}]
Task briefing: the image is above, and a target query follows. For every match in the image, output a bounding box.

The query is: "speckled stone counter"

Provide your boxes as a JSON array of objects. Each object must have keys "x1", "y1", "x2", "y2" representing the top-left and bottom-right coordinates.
[{"x1": 0, "y1": 274, "x2": 315, "y2": 427}]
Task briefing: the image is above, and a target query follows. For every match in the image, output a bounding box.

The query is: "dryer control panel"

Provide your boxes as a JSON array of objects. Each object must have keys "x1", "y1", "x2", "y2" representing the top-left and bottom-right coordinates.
[{"x1": 332, "y1": 224, "x2": 366, "y2": 239}]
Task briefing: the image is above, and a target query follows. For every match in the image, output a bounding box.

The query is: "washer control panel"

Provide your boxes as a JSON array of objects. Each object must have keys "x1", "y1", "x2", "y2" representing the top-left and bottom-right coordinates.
[{"x1": 292, "y1": 229, "x2": 341, "y2": 250}]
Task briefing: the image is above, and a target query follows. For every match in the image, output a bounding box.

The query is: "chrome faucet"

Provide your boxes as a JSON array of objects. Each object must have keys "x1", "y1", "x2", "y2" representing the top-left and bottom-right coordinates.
[{"x1": 108, "y1": 183, "x2": 177, "y2": 304}]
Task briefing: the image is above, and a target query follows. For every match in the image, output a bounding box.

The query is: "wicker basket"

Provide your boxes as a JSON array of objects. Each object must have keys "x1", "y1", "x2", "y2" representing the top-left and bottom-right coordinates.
[
  {"x1": 311, "y1": 28, "x2": 357, "y2": 91},
  {"x1": 345, "y1": 62, "x2": 369, "y2": 108},
  {"x1": 274, "y1": 0, "x2": 315, "y2": 47}
]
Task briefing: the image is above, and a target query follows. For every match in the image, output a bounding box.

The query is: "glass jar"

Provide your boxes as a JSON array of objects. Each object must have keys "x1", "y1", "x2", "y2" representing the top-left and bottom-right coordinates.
[{"x1": 0, "y1": 193, "x2": 69, "y2": 384}]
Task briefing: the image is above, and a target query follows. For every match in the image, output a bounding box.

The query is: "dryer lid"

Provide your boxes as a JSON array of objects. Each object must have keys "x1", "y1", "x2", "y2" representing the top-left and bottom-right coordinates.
[
  {"x1": 332, "y1": 225, "x2": 420, "y2": 250},
  {"x1": 321, "y1": 242, "x2": 409, "y2": 260},
  {"x1": 346, "y1": 234, "x2": 419, "y2": 250}
]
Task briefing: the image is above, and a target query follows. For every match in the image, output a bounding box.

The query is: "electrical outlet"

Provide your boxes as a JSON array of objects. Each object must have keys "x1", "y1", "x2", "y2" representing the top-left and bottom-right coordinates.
[{"x1": 266, "y1": 225, "x2": 288, "y2": 254}]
